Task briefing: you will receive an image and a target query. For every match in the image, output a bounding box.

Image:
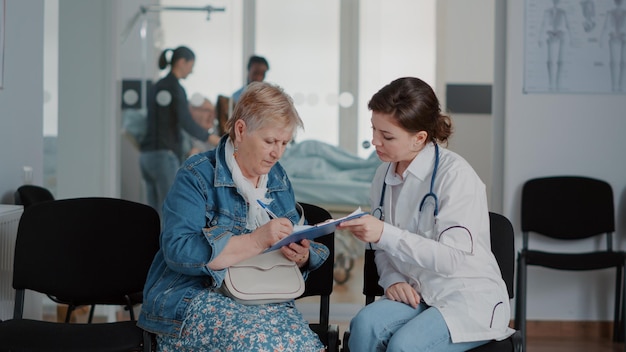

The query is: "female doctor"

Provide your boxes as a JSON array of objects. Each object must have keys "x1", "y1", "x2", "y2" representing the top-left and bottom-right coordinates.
[{"x1": 338, "y1": 77, "x2": 515, "y2": 351}]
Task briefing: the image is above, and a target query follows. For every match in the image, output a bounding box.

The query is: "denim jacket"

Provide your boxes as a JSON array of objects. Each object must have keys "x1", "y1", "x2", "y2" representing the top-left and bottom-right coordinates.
[{"x1": 137, "y1": 137, "x2": 330, "y2": 337}]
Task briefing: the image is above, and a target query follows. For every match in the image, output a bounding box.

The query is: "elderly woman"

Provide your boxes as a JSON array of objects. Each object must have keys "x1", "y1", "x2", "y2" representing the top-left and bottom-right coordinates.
[{"x1": 138, "y1": 81, "x2": 329, "y2": 352}]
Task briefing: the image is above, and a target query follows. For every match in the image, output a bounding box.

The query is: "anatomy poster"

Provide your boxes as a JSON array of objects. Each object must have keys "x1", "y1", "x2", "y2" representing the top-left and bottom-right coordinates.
[{"x1": 524, "y1": 0, "x2": 625, "y2": 94}]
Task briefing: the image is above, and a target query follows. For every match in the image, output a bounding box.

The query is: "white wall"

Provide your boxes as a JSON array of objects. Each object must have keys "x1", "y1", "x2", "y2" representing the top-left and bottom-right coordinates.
[
  {"x1": 56, "y1": 0, "x2": 120, "y2": 199},
  {"x1": 0, "y1": 0, "x2": 45, "y2": 319},
  {"x1": 436, "y1": 0, "x2": 497, "y2": 207},
  {"x1": 0, "y1": 0, "x2": 45, "y2": 202},
  {"x1": 43, "y1": 0, "x2": 59, "y2": 138},
  {"x1": 505, "y1": 0, "x2": 626, "y2": 321}
]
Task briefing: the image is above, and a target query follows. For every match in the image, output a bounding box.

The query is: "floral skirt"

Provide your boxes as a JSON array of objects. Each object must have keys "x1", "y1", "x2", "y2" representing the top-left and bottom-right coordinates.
[{"x1": 156, "y1": 289, "x2": 325, "y2": 352}]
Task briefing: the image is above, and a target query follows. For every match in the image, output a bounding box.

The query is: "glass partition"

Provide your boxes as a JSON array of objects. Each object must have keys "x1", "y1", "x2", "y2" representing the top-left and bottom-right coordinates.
[
  {"x1": 256, "y1": 0, "x2": 341, "y2": 146},
  {"x1": 119, "y1": 0, "x2": 436, "y2": 325}
]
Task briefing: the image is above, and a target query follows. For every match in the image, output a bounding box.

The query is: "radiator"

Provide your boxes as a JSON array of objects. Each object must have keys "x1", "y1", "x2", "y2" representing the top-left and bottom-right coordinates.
[{"x1": 0, "y1": 205, "x2": 24, "y2": 321}]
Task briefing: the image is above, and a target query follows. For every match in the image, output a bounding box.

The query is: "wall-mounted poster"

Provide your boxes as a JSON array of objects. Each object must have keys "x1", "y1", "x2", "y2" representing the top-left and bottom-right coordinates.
[
  {"x1": 524, "y1": 0, "x2": 625, "y2": 94},
  {"x1": 0, "y1": 0, "x2": 5, "y2": 89}
]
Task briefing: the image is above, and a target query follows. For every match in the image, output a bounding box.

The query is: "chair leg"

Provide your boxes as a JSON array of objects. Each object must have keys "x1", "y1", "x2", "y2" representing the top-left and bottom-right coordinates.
[
  {"x1": 622, "y1": 259, "x2": 626, "y2": 351},
  {"x1": 65, "y1": 305, "x2": 74, "y2": 323},
  {"x1": 88, "y1": 304, "x2": 96, "y2": 323},
  {"x1": 614, "y1": 265, "x2": 623, "y2": 342},
  {"x1": 143, "y1": 330, "x2": 155, "y2": 352},
  {"x1": 124, "y1": 294, "x2": 136, "y2": 321},
  {"x1": 514, "y1": 268, "x2": 520, "y2": 331},
  {"x1": 514, "y1": 253, "x2": 527, "y2": 351}
]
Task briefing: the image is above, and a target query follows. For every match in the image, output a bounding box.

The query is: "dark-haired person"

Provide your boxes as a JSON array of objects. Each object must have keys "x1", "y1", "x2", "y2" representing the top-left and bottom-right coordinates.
[
  {"x1": 339, "y1": 77, "x2": 515, "y2": 351},
  {"x1": 232, "y1": 55, "x2": 270, "y2": 103},
  {"x1": 139, "y1": 46, "x2": 212, "y2": 217}
]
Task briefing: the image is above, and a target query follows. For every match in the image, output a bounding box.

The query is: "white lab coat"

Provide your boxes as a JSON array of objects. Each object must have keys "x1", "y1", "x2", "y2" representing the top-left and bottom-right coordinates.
[{"x1": 371, "y1": 143, "x2": 515, "y2": 343}]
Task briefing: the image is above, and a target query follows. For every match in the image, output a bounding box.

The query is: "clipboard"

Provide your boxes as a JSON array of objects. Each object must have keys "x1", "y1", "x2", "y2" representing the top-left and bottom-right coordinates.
[{"x1": 265, "y1": 209, "x2": 367, "y2": 252}]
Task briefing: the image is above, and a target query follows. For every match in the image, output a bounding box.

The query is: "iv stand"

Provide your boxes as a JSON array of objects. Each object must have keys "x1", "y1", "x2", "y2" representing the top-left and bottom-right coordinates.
[
  {"x1": 120, "y1": 4, "x2": 226, "y2": 110},
  {"x1": 121, "y1": 5, "x2": 225, "y2": 44}
]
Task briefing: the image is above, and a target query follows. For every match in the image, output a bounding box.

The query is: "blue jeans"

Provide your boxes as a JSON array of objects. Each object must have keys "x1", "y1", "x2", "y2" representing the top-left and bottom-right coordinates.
[
  {"x1": 348, "y1": 298, "x2": 489, "y2": 352},
  {"x1": 139, "y1": 150, "x2": 180, "y2": 218}
]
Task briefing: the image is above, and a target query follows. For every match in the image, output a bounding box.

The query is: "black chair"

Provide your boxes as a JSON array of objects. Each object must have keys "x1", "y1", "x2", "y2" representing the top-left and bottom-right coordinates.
[
  {"x1": 14, "y1": 187, "x2": 145, "y2": 324},
  {"x1": 297, "y1": 202, "x2": 341, "y2": 352},
  {"x1": 341, "y1": 212, "x2": 523, "y2": 352},
  {"x1": 14, "y1": 185, "x2": 94, "y2": 322},
  {"x1": 14, "y1": 185, "x2": 54, "y2": 209},
  {"x1": 514, "y1": 176, "x2": 625, "y2": 350},
  {"x1": 467, "y1": 213, "x2": 523, "y2": 352},
  {"x1": 0, "y1": 197, "x2": 160, "y2": 352}
]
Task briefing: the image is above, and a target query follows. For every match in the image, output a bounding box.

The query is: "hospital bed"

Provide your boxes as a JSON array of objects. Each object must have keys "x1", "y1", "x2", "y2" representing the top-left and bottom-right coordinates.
[
  {"x1": 280, "y1": 140, "x2": 381, "y2": 284},
  {"x1": 280, "y1": 140, "x2": 379, "y2": 212}
]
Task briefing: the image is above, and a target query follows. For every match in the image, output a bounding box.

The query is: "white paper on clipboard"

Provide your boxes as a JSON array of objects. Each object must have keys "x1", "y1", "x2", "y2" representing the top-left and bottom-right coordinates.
[{"x1": 265, "y1": 208, "x2": 366, "y2": 252}]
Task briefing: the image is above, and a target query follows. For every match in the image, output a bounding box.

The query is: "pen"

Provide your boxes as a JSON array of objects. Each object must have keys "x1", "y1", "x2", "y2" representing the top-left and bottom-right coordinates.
[{"x1": 256, "y1": 199, "x2": 278, "y2": 219}]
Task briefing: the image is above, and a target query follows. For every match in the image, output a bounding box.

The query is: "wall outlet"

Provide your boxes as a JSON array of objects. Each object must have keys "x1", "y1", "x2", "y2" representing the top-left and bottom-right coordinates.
[{"x1": 22, "y1": 166, "x2": 33, "y2": 185}]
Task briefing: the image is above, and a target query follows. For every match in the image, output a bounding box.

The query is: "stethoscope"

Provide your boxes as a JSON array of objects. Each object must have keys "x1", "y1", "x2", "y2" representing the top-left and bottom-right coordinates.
[{"x1": 371, "y1": 143, "x2": 440, "y2": 222}]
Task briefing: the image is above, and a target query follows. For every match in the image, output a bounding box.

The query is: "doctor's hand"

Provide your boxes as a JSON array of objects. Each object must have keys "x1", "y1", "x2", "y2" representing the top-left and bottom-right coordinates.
[
  {"x1": 252, "y1": 218, "x2": 293, "y2": 251},
  {"x1": 337, "y1": 214, "x2": 384, "y2": 243},
  {"x1": 385, "y1": 282, "x2": 422, "y2": 309}
]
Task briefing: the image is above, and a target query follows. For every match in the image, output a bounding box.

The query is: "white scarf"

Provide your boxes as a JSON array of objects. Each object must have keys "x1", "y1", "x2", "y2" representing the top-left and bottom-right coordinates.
[{"x1": 225, "y1": 137, "x2": 272, "y2": 230}]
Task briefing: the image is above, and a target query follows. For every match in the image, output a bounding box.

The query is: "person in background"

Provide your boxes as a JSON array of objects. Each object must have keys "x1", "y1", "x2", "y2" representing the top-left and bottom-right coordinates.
[
  {"x1": 232, "y1": 55, "x2": 270, "y2": 103},
  {"x1": 183, "y1": 95, "x2": 221, "y2": 157},
  {"x1": 137, "y1": 81, "x2": 328, "y2": 352},
  {"x1": 139, "y1": 46, "x2": 212, "y2": 217},
  {"x1": 339, "y1": 77, "x2": 515, "y2": 351}
]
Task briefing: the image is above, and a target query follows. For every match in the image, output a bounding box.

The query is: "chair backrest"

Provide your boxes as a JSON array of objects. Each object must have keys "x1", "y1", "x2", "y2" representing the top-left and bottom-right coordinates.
[
  {"x1": 12, "y1": 197, "x2": 160, "y2": 317},
  {"x1": 521, "y1": 176, "x2": 614, "y2": 248},
  {"x1": 14, "y1": 185, "x2": 54, "y2": 208},
  {"x1": 488, "y1": 212, "x2": 515, "y2": 298},
  {"x1": 363, "y1": 212, "x2": 515, "y2": 301},
  {"x1": 296, "y1": 202, "x2": 335, "y2": 334},
  {"x1": 297, "y1": 202, "x2": 335, "y2": 298}
]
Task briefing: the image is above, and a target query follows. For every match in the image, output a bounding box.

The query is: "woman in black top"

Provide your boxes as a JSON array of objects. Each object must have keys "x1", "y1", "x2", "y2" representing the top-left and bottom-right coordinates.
[{"x1": 140, "y1": 46, "x2": 210, "y2": 217}]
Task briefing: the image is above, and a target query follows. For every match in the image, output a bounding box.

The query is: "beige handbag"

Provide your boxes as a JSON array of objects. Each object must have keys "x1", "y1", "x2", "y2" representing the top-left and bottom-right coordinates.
[
  {"x1": 220, "y1": 250, "x2": 305, "y2": 305},
  {"x1": 219, "y1": 203, "x2": 306, "y2": 305}
]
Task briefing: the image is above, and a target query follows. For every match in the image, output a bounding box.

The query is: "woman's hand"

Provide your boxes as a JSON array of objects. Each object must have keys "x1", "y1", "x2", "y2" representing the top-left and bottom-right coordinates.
[
  {"x1": 252, "y1": 218, "x2": 293, "y2": 250},
  {"x1": 385, "y1": 282, "x2": 421, "y2": 308},
  {"x1": 280, "y1": 239, "x2": 311, "y2": 268},
  {"x1": 208, "y1": 218, "x2": 293, "y2": 270},
  {"x1": 337, "y1": 214, "x2": 384, "y2": 243}
]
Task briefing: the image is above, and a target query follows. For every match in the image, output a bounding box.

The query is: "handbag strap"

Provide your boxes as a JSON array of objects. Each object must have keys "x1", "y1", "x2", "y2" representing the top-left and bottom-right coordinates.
[{"x1": 296, "y1": 202, "x2": 305, "y2": 226}]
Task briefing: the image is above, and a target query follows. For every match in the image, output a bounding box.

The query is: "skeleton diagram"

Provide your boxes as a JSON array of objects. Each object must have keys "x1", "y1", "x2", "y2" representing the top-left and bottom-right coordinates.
[
  {"x1": 581, "y1": 0, "x2": 596, "y2": 32},
  {"x1": 600, "y1": 0, "x2": 626, "y2": 92},
  {"x1": 538, "y1": 0, "x2": 572, "y2": 91}
]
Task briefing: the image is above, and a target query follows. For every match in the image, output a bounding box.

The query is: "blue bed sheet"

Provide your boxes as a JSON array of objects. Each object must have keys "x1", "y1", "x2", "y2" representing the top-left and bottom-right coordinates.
[{"x1": 280, "y1": 140, "x2": 381, "y2": 208}]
